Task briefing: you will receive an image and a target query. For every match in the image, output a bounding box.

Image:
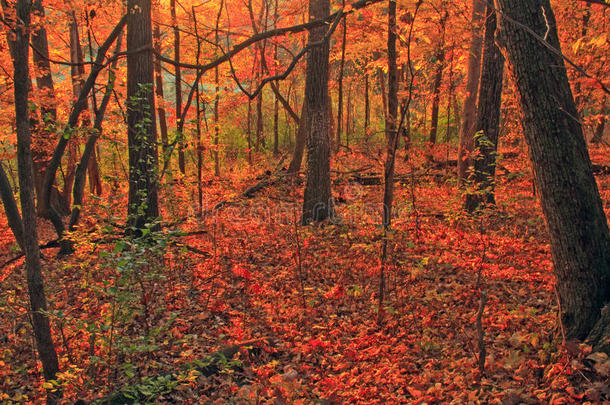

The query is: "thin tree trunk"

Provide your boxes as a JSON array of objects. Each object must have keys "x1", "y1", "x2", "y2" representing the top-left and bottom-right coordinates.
[
  {"x1": 12, "y1": 1, "x2": 60, "y2": 401},
  {"x1": 287, "y1": 101, "x2": 308, "y2": 174},
  {"x1": 496, "y1": 0, "x2": 610, "y2": 346},
  {"x1": 66, "y1": 11, "x2": 89, "y2": 209},
  {"x1": 171, "y1": 0, "x2": 185, "y2": 174},
  {"x1": 0, "y1": 162, "x2": 24, "y2": 249},
  {"x1": 213, "y1": 0, "x2": 222, "y2": 176},
  {"x1": 464, "y1": 3, "x2": 504, "y2": 212},
  {"x1": 153, "y1": 22, "x2": 169, "y2": 163},
  {"x1": 336, "y1": 0, "x2": 347, "y2": 153},
  {"x1": 364, "y1": 71, "x2": 370, "y2": 137},
  {"x1": 31, "y1": 0, "x2": 58, "y2": 214},
  {"x1": 428, "y1": 13, "x2": 446, "y2": 145},
  {"x1": 457, "y1": 0, "x2": 485, "y2": 180}
]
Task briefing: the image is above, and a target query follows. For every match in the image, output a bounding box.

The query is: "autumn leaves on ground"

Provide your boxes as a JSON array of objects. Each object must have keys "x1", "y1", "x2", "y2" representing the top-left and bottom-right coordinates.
[{"x1": 1, "y1": 147, "x2": 609, "y2": 403}]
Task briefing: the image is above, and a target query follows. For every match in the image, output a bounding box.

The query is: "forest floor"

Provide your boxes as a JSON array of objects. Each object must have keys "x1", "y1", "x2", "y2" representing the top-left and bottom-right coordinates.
[{"x1": 1, "y1": 144, "x2": 610, "y2": 404}]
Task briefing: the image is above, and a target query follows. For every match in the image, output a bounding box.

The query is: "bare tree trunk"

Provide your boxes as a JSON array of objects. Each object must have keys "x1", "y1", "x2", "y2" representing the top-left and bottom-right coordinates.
[
  {"x1": 364, "y1": 71, "x2": 370, "y2": 137},
  {"x1": 457, "y1": 0, "x2": 485, "y2": 180},
  {"x1": 287, "y1": 102, "x2": 308, "y2": 174},
  {"x1": 336, "y1": 0, "x2": 347, "y2": 153},
  {"x1": 127, "y1": 0, "x2": 159, "y2": 230},
  {"x1": 464, "y1": 3, "x2": 504, "y2": 212},
  {"x1": 12, "y1": 1, "x2": 60, "y2": 401},
  {"x1": 302, "y1": 0, "x2": 333, "y2": 223},
  {"x1": 496, "y1": 0, "x2": 610, "y2": 347},
  {"x1": 428, "y1": 12, "x2": 446, "y2": 145},
  {"x1": 31, "y1": 0, "x2": 58, "y2": 214},
  {"x1": 0, "y1": 163, "x2": 24, "y2": 249},
  {"x1": 171, "y1": 0, "x2": 185, "y2": 174},
  {"x1": 213, "y1": 0, "x2": 222, "y2": 176},
  {"x1": 153, "y1": 22, "x2": 169, "y2": 163}
]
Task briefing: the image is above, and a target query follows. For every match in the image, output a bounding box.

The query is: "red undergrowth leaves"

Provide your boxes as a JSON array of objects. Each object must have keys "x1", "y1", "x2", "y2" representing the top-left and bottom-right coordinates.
[{"x1": 1, "y1": 146, "x2": 609, "y2": 403}]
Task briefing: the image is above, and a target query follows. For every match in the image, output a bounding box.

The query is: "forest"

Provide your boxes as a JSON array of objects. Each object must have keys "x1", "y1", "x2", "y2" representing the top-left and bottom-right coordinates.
[{"x1": 0, "y1": 0, "x2": 609, "y2": 403}]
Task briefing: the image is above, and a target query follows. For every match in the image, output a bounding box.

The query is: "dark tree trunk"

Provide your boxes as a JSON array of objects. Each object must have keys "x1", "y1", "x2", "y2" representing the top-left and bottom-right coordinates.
[
  {"x1": 127, "y1": 0, "x2": 159, "y2": 230},
  {"x1": 153, "y1": 22, "x2": 170, "y2": 163},
  {"x1": 496, "y1": 0, "x2": 610, "y2": 346},
  {"x1": 457, "y1": 0, "x2": 485, "y2": 180},
  {"x1": 302, "y1": 0, "x2": 333, "y2": 223},
  {"x1": 12, "y1": 0, "x2": 60, "y2": 401},
  {"x1": 273, "y1": 80, "x2": 280, "y2": 156},
  {"x1": 364, "y1": 72, "x2": 370, "y2": 137},
  {"x1": 464, "y1": 3, "x2": 504, "y2": 212},
  {"x1": 0, "y1": 163, "x2": 24, "y2": 249},
  {"x1": 336, "y1": 0, "x2": 347, "y2": 153},
  {"x1": 31, "y1": 0, "x2": 58, "y2": 213},
  {"x1": 65, "y1": 11, "x2": 90, "y2": 209},
  {"x1": 213, "y1": 0, "x2": 222, "y2": 176},
  {"x1": 171, "y1": 0, "x2": 185, "y2": 174},
  {"x1": 428, "y1": 19, "x2": 446, "y2": 146},
  {"x1": 287, "y1": 101, "x2": 308, "y2": 174}
]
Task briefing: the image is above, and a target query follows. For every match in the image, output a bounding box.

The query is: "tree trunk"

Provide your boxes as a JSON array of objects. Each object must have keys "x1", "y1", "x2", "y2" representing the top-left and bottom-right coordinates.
[
  {"x1": 171, "y1": 0, "x2": 185, "y2": 174},
  {"x1": 336, "y1": 0, "x2": 347, "y2": 153},
  {"x1": 428, "y1": 21, "x2": 445, "y2": 145},
  {"x1": 364, "y1": 71, "x2": 370, "y2": 137},
  {"x1": 464, "y1": 3, "x2": 504, "y2": 212},
  {"x1": 496, "y1": 0, "x2": 610, "y2": 346},
  {"x1": 287, "y1": 101, "x2": 308, "y2": 174},
  {"x1": 0, "y1": 163, "x2": 24, "y2": 249},
  {"x1": 457, "y1": 0, "x2": 485, "y2": 180},
  {"x1": 213, "y1": 0, "x2": 222, "y2": 176},
  {"x1": 127, "y1": 0, "x2": 159, "y2": 230},
  {"x1": 302, "y1": 0, "x2": 333, "y2": 223},
  {"x1": 31, "y1": 0, "x2": 58, "y2": 214},
  {"x1": 153, "y1": 22, "x2": 170, "y2": 163},
  {"x1": 12, "y1": 0, "x2": 60, "y2": 401}
]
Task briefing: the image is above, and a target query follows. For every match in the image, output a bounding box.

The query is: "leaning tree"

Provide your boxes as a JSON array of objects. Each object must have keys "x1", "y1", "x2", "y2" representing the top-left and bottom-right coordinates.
[{"x1": 495, "y1": 0, "x2": 610, "y2": 350}]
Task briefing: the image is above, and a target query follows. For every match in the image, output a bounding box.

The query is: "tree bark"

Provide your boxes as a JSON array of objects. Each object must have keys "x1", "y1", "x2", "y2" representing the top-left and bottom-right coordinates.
[
  {"x1": 457, "y1": 0, "x2": 485, "y2": 180},
  {"x1": 464, "y1": 3, "x2": 504, "y2": 212},
  {"x1": 171, "y1": 0, "x2": 185, "y2": 174},
  {"x1": 153, "y1": 22, "x2": 170, "y2": 163},
  {"x1": 428, "y1": 12, "x2": 446, "y2": 145},
  {"x1": 496, "y1": 0, "x2": 610, "y2": 344},
  {"x1": 287, "y1": 101, "x2": 308, "y2": 174},
  {"x1": 127, "y1": 0, "x2": 159, "y2": 230},
  {"x1": 336, "y1": 0, "x2": 347, "y2": 153},
  {"x1": 31, "y1": 0, "x2": 58, "y2": 213},
  {"x1": 302, "y1": 0, "x2": 333, "y2": 223},
  {"x1": 12, "y1": 0, "x2": 60, "y2": 401}
]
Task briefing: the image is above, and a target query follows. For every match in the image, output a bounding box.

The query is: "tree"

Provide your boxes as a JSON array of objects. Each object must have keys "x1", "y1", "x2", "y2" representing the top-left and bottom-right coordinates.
[
  {"x1": 456, "y1": 0, "x2": 485, "y2": 180},
  {"x1": 126, "y1": 0, "x2": 160, "y2": 230},
  {"x1": 11, "y1": 0, "x2": 60, "y2": 402},
  {"x1": 464, "y1": 2, "x2": 504, "y2": 212},
  {"x1": 302, "y1": 0, "x2": 334, "y2": 223},
  {"x1": 496, "y1": 0, "x2": 610, "y2": 347}
]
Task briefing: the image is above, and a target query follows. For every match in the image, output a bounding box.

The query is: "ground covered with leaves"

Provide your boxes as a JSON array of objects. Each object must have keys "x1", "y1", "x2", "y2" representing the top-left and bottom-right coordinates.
[{"x1": 1, "y1": 145, "x2": 609, "y2": 404}]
